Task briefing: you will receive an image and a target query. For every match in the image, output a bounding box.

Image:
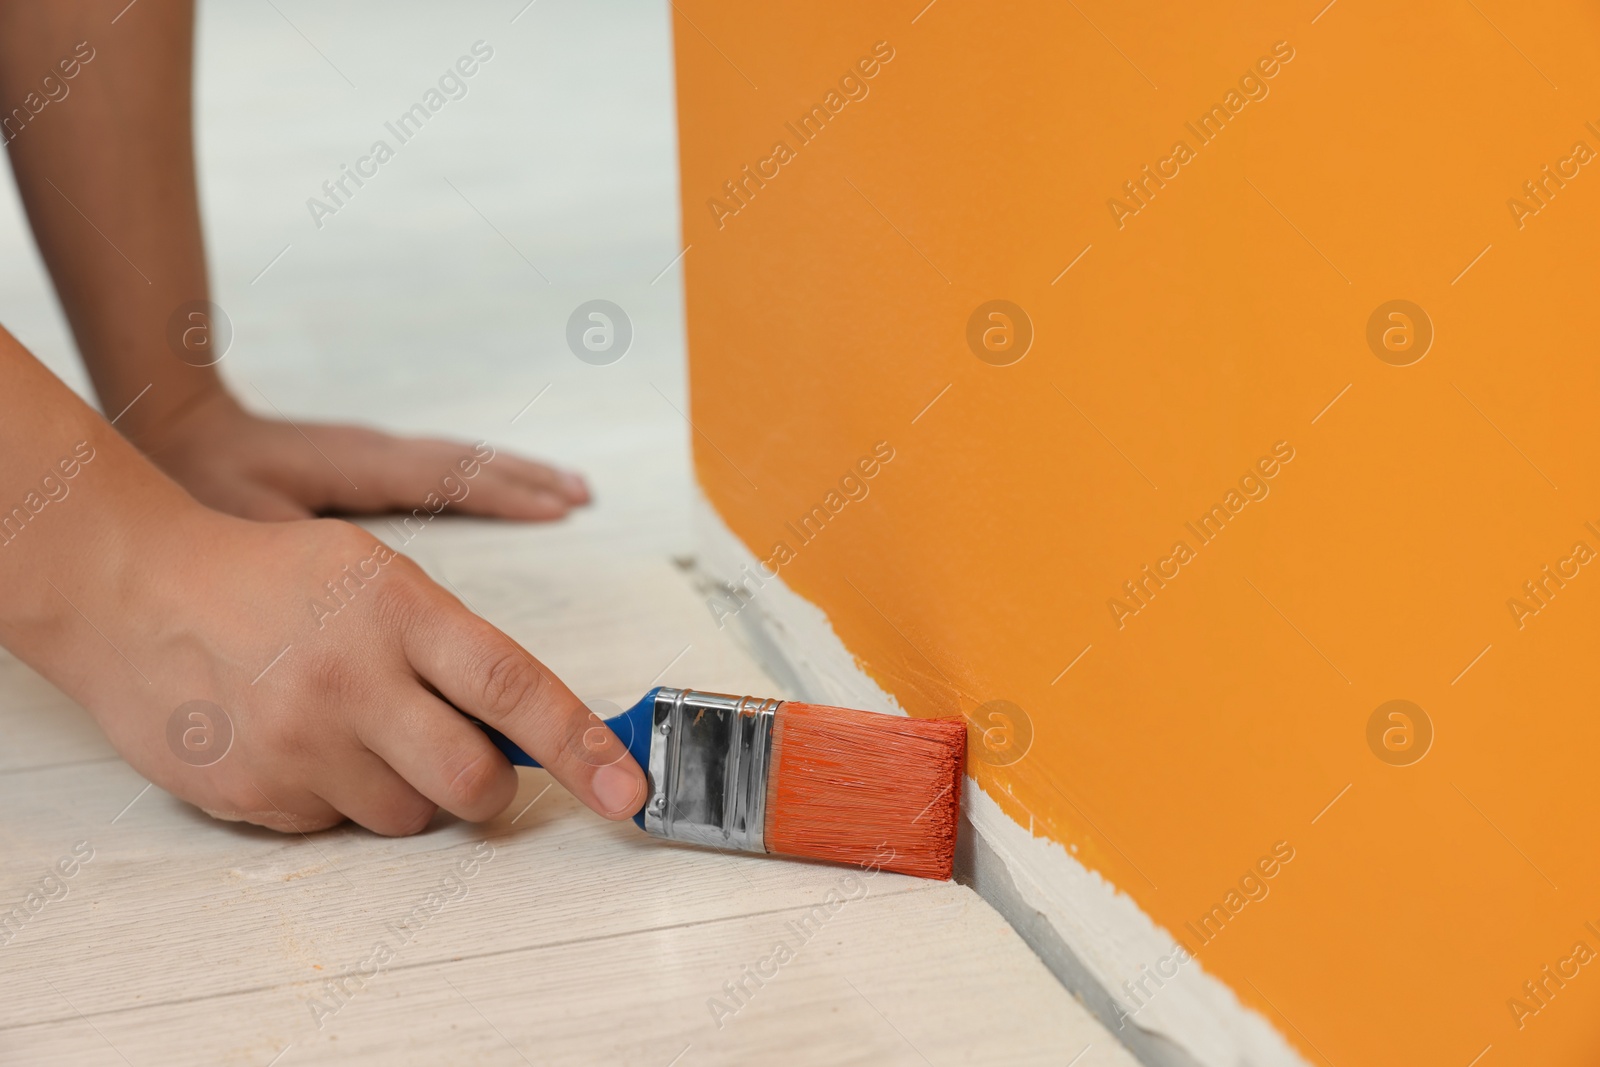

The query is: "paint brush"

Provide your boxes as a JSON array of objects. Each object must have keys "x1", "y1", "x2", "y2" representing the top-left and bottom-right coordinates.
[{"x1": 475, "y1": 686, "x2": 965, "y2": 880}]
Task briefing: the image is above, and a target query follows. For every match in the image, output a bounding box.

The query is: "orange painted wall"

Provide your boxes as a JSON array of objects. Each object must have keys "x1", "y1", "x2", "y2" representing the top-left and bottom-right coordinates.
[{"x1": 673, "y1": 2, "x2": 1600, "y2": 1063}]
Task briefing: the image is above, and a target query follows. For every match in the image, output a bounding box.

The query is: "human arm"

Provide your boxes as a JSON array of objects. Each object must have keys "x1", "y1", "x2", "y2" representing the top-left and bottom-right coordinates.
[
  {"x1": 0, "y1": 328, "x2": 645, "y2": 833},
  {"x1": 0, "y1": 0, "x2": 588, "y2": 522}
]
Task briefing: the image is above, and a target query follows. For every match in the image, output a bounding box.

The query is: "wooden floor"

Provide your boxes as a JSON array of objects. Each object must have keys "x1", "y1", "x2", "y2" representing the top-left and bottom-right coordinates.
[
  {"x1": 0, "y1": 516, "x2": 1130, "y2": 1065},
  {"x1": 0, "y1": 2, "x2": 1134, "y2": 1064}
]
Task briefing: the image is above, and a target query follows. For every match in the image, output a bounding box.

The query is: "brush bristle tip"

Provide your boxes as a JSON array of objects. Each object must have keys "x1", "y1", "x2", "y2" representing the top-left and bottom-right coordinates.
[{"x1": 765, "y1": 703, "x2": 966, "y2": 880}]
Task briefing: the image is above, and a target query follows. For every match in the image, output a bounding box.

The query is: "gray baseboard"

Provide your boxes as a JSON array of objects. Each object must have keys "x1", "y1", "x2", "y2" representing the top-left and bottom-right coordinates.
[{"x1": 955, "y1": 810, "x2": 1202, "y2": 1067}]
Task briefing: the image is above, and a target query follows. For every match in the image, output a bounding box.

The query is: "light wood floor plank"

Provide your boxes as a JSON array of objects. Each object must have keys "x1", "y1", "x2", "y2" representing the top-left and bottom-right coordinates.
[{"x1": 2, "y1": 883, "x2": 1132, "y2": 1067}]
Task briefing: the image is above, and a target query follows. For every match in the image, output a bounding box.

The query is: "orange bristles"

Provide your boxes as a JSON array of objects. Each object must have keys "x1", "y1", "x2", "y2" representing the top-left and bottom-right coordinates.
[{"x1": 764, "y1": 702, "x2": 966, "y2": 880}]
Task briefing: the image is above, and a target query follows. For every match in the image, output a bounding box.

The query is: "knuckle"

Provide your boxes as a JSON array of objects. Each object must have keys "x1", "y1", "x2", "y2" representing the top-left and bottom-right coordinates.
[
  {"x1": 274, "y1": 809, "x2": 345, "y2": 834},
  {"x1": 372, "y1": 557, "x2": 424, "y2": 616},
  {"x1": 443, "y1": 749, "x2": 504, "y2": 814},
  {"x1": 315, "y1": 520, "x2": 381, "y2": 569},
  {"x1": 562, "y1": 716, "x2": 613, "y2": 768},
  {"x1": 374, "y1": 798, "x2": 438, "y2": 838},
  {"x1": 309, "y1": 520, "x2": 418, "y2": 622},
  {"x1": 472, "y1": 643, "x2": 547, "y2": 718}
]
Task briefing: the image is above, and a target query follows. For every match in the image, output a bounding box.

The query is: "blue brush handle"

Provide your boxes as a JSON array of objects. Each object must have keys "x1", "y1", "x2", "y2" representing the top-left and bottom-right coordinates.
[{"x1": 474, "y1": 687, "x2": 660, "y2": 830}]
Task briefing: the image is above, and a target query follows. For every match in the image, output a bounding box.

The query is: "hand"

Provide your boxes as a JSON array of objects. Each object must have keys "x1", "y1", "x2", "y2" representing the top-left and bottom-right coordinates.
[
  {"x1": 36, "y1": 502, "x2": 646, "y2": 835},
  {"x1": 140, "y1": 390, "x2": 591, "y2": 522}
]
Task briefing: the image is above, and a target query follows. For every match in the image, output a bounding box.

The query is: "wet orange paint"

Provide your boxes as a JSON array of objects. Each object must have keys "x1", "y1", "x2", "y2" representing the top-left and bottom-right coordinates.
[
  {"x1": 674, "y1": 2, "x2": 1600, "y2": 1063},
  {"x1": 766, "y1": 702, "x2": 964, "y2": 881}
]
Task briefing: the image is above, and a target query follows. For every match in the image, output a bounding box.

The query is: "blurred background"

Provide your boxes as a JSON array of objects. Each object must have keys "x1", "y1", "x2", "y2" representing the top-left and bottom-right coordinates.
[{"x1": 0, "y1": 0, "x2": 694, "y2": 550}]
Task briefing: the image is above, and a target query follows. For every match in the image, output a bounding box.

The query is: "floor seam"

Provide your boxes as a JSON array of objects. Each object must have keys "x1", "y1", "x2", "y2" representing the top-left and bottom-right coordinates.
[{"x1": 0, "y1": 883, "x2": 947, "y2": 1030}]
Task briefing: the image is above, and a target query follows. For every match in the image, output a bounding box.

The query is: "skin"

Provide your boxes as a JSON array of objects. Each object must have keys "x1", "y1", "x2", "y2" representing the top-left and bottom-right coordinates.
[{"x1": 0, "y1": 0, "x2": 648, "y2": 833}]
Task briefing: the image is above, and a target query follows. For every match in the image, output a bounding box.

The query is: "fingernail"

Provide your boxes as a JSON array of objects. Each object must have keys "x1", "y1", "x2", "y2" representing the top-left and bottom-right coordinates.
[
  {"x1": 561, "y1": 471, "x2": 589, "y2": 499},
  {"x1": 593, "y1": 762, "x2": 644, "y2": 817}
]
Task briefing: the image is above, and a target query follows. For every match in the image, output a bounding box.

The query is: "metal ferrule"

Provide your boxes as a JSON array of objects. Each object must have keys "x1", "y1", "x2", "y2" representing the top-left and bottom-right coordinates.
[{"x1": 642, "y1": 687, "x2": 780, "y2": 854}]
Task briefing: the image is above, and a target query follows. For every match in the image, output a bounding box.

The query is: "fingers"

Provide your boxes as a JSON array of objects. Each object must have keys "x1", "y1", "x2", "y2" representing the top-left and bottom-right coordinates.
[
  {"x1": 419, "y1": 439, "x2": 590, "y2": 518},
  {"x1": 357, "y1": 688, "x2": 519, "y2": 823},
  {"x1": 311, "y1": 749, "x2": 440, "y2": 837},
  {"x1": 301, "y1": 426, "x2": 589, "y2": 521},
  {"x1": 480, "y1": 451, "x2": 591, "y2": 507},
  {"x1": 402, "y1": 595, "x2": 646, "y2": 820},
  {"x1": 202, "y1": 805, "x2": 342, "y2": 833},
  {"x1": 450, "y1": 462, "x2": 584, "y2": 522},
  {"x1": 205, "y1": 780, "x2": 343, "y2": 834}
]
